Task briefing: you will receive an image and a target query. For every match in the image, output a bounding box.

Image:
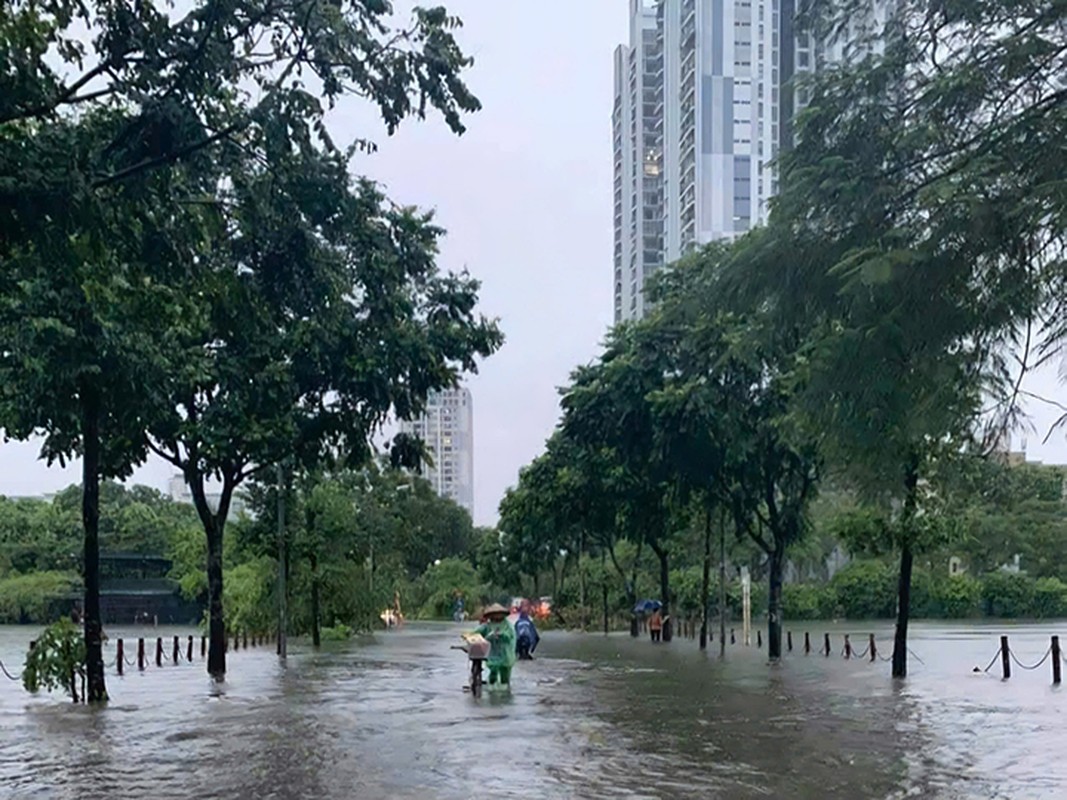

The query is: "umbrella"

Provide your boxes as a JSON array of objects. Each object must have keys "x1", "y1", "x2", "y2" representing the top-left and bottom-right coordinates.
[{"x1": 633, "y1": 599, "x2": 662, "y2": 614}]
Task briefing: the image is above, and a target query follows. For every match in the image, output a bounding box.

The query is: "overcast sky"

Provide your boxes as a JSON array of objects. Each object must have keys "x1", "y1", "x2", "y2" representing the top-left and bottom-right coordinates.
[{"x1": 0, "y1": 1, "x2": 1064, "y2": 524}]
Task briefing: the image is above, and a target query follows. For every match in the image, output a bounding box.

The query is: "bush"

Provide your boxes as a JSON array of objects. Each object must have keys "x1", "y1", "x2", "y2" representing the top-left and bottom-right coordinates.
[
  {"x1": 931, "y1": 574, "x2": 982, "y2": 618},
  {"x1": 829, "y1": 560, "x2": 897, "y2": 619},
  {"x1": 981, "y1": 571, "x2": 1036, "y2": 618},
  {"x1": 1031, "y1": 577, "x2": 1067, "y2": 618},
  {"x1": 0, "y1": 571, "x2": 81, "y2": 624},
  {"x1": 23, "y1": 618, "x2": 87, "y2": 702},
  {"x1": 782, "y1": 583, "x2": 834, "y2": 620},
  {"x1": 320, "y1": 623, "x2": 353, "y2": 641}
]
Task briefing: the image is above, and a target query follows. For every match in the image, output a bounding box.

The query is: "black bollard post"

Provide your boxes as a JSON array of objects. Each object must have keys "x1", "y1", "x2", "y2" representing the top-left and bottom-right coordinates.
[
  {"x1": 155, "y1": 637, "x2": 163, "y2": 667},
  {"x1": 138, "y1": 638, "x2": 146, "y2": 670},
  {"x1": 730, "y1": 628, "x2": 736, "y2": 645},
  {"x1": 187, "y1": 635, "x2": 194, "y2": 663},
  {"x1": 869, "y1": 634, "x2": 877, "y2": 663},
  {"x1": 804, "y1": 632, "x2": 811, "y2": 655},
  {"x1": 824, "y1": 633, "x2": 831, "y2": 657},
  {"x1": 29, "y1": 640, "x2": 36, "y2": 652},
  {"x1": 787, "y1": 631, "x2": 793, "y2": 652},
  {"x1": 757, "y1": 630, "x2": 762, "y2": 648},
  {"x1": 201, "y1": 636, "x2": 206, "y2": 658},
  {"x1": 1053, "y1": 636, "x2": 1062, "y2": 685},
  {"x1": 243, "y1": 631, "x2": 248, "y2": 649},
  {"x1": 844, "y1": 634, "x2": 852, "y2": 660},
  {"x1": 116, "y1": 639, "x2": 124, "y2": 676},
  {"x1": 1000, "y1": 635, "x2": 1011, "y2": 680},
  {"x1": 173, "y1": 636, "x2": 180, "y2": 664}
]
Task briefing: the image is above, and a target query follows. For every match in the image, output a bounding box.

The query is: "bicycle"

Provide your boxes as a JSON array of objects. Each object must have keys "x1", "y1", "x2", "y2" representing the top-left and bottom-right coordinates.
[{"x1": 452, "y1": 637, "x2": 489, "y2": 697}]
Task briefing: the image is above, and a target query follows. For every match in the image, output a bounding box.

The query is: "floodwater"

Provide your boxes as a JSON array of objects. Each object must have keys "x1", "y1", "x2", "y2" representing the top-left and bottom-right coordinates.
[{"x1": 1, "y1": 621, "x2": 1066, "y2": 799}]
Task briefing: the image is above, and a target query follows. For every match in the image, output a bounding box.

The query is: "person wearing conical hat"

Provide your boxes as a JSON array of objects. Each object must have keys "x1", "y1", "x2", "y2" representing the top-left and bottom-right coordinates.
[{"x1": 472, "y1": 603, "x2": 516, "y2": 690}]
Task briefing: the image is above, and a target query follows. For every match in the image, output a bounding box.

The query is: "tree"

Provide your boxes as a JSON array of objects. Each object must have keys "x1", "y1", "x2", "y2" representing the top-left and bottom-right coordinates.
[
  {"x1": 562, "y1": 325, "x2": 679, "y2": 641},
  {"x1": 0, "y1": 113, "x2": 197, "y2": 702},
  {"x1": 645, "y1": 258, "x2": 821, "y2": 659}
]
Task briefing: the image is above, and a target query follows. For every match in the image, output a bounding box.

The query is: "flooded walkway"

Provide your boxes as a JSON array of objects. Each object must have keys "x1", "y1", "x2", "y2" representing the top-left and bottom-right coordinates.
[{"x1": 1, "y1": 622, "x2": 1065, "y2": 798}]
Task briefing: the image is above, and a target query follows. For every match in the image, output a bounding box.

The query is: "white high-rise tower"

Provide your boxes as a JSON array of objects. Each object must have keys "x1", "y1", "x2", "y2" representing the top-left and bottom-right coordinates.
[
  {"x1": 398, "y1": 387, "x2": 474, "y2": 518},
  {"x1": 613, "y1": 0, "x2": 816, "y2": 322}
]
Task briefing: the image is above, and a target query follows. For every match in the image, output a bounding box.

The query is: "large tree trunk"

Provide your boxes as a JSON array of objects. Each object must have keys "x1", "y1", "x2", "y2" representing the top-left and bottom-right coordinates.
[
  {"x1": 80, "y1": 390, "x2": 107, "y2": 703},
  {"x1": 190, "y1": 475, "x2": 230, "y2": 680},
  {"x1": 205, "y1": 518, "x2": 226, "y2": 678},
  {"x1": 892, "y1": 457, "x2": 920, "y2": 678},
  {"x1": 310, "y1": 552, "x2": 321, "y2": 648},
  {"x1": 768, "y1": 543, "x2": 786, "y2": 660},
  {"x1": 892, "y1": 543, "x2": 913, "y2": 678},
  {"x1": 650, "y1": 541, "x2": 672, "y2": 642},
  {"x1": 700, "y1": 511, "x2": 712, "y2": 651}
]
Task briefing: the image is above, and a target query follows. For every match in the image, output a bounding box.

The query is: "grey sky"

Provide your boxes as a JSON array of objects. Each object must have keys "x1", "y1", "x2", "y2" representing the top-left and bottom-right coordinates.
[{"x1": 0, "y1": 2, "x2": 1064, "y2": 524}]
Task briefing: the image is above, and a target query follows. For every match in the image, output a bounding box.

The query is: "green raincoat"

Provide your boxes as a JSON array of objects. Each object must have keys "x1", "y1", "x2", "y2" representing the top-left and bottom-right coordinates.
[{"x1": 474, "y1": 619, "x2": 516, "y2": 684}]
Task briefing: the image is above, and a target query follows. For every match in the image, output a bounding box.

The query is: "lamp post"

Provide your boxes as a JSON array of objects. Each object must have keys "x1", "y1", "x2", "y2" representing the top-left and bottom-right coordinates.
[{"x1": 276, "y1": 462, "x2": 287, "y2": 660}]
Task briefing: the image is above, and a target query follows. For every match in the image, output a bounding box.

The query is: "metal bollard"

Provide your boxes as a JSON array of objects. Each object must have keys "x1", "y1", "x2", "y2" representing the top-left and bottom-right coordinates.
[
  {"x1": 1053, "y1": 636, "x2": 1062, "y2": 685},
  {"x1": 117, "y1": 639, "x2": 124, "y2": 676},
  {"x1": 138, "y1": 638, "x2": 146, "y2": 670},
  {"x1": 844, "y1": 634, "x2": 852, "y2": 660},
  {"x1": 155, "y1": 637, "x2": 163, "y2": 667},
  {"x1": 1000, "y1": 635, "x2": 1011, "y2": 680},
  {"x1": 187, "y1": 635, "x2": 194, "y2": 662},
  {"x1": 757, "y1": 630, "x2": 762, "y2": 648},
  {"x1": 730, "y1": 628, "x2": 736, "y2": 645},
  {"x1": 243, "y1": 631, "x2": 248, "y2": 649},
  {"x1": 173, "y1": 636, "x2": 180, "y2": 665},
  {"x1": 804, "y1": 632, "x2": 811, "y2": 655},
  {"x1": 787, "y1": 631, "x2": 793, "y2": 652},
  {"x1": 869, "y1": 633, "x2": 877, "y2": 663},
  {"x1": 201, "y1": 636, "x2": 206, "y2": 658},
  {"x1": 824, "y1": 633, "x2": 831, "y2": 657}
]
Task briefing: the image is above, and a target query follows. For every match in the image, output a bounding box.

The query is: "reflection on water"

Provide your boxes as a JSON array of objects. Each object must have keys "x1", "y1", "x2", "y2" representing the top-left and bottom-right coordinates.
[{"x1": 1, "y1": 621, "x2": 1065, "y2": 799}]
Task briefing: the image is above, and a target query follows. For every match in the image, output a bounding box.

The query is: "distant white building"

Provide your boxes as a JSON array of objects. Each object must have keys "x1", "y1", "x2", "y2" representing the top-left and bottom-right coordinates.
[
  {"x1": 398, "y1": 387, "x2": 474, "y2": 518},
  {"x1": 168, "y1": 474, "x2": 245, "y2": 520}
]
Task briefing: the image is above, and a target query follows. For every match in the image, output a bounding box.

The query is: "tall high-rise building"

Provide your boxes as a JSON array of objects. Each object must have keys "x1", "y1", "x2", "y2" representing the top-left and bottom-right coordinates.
[
  {"x1": 613, "y1": 0, "x2": 816, "y2": 322},
  {"x1": 398, "y1": 387, "x2": 474, "y2": 518}
]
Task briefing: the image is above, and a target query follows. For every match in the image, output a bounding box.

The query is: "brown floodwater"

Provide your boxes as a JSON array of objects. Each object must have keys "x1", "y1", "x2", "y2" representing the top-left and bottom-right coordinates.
[{"x1": 1, "y1": 620, "x2": 1065, "y2": 799}]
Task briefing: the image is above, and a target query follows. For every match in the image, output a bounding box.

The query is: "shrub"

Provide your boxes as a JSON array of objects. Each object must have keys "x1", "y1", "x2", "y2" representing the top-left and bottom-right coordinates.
[
  {"x1": 23, "y1": 618, "x2": 87, "y2": 702},
  {"x1": 0, "y1": 571, "x2": 81, "y2": 624},
  {"x1": 320, "y1": 623, "x2": 353, "y2": 641},
  {"x1": 782, "y1": 583, "x2": 833, "y2": 620},
  {"x1": 829, "y1": 560, "x2": 897, "y2": 619},
  {"x1": 981, "y1": 571, "x2": 1036, "y2": 618},
  {"x1": 1031, "y1": 577, "x2": 1067, "y2": 619},
  {"x1": 931, "y1": 574, "x2": 982, "y2": 619}
]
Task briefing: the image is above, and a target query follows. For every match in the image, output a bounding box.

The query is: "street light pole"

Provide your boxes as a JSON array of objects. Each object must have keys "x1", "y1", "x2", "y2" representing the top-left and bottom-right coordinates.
[{"x1": 276, "y1": 462, "x2": 287, "y2": 660}]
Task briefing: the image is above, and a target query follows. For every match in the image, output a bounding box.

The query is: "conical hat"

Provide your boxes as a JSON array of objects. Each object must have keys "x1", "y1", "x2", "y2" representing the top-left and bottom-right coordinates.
[{"x1": 483, "y1": 603, "x2": 509, "y2": 616}]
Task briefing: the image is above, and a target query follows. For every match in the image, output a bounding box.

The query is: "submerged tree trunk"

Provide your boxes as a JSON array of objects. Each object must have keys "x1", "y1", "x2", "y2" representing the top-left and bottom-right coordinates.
[
  {"x1": 310, "y1": 552, "x2": 321, "y2": 648},
  {"x1": 80, "y1": 390, "x2": 106, "y2": 703},
  {"x1": 700, "y1": 510, "x2": 712, "y2": 651},
  {"x1": 892, "y1": 543, "x2": 913, "y2": 678},
  {"x1": 892, "y1": 456, "x2": 920, "y2": 679},
  {"x1": 768, "y1": 543, "x2": 786, "y2": 661},
  {"x1": 190, "y1": 476, "x2": 231, "y2": 680},
  {"x1": 650, "y1": 541, "x2": 672, "y2": 642}
]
